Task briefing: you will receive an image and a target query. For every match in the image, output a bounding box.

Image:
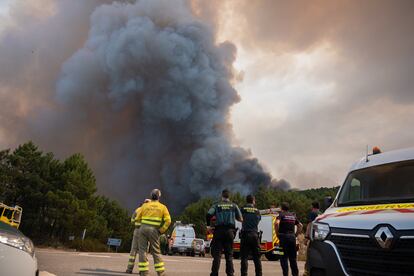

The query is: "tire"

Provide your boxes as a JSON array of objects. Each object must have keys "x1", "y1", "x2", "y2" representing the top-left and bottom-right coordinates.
[{"x1": 265, "y1": 252, "x2": 280, "y2": 261}]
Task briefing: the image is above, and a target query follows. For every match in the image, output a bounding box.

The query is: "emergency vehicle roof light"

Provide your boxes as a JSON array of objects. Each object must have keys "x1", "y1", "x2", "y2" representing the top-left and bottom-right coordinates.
[
  {"x1": 365, "y1": 145, "x2": 383, "y2": 162},
  {"x1": 372, "y1": 146, "x2": 382, "y2": 154}
]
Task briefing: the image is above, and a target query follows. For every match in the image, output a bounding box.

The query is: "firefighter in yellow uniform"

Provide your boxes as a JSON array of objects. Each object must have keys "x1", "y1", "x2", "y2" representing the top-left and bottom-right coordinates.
[
  {"x1": 136, "y1": 189, "x2": 171, "y2": 276},
  {"x1": 126, "y1": 199, "x2": 151, "y2": 274}
]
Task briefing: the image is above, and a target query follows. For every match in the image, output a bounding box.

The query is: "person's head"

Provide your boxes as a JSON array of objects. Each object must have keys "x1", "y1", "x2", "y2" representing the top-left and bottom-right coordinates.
[
  {"x1": 222, "y1": 189, "x2": 230, "y2": 199},
  {"x1": 312, "y1": 201, "x2": 320, "y2": 210},
  {"x1": 151, "y1": 189, "x2": 162, "y2": 200},
  {"x1": 281, "y1": 202, "x2": 289, "y2": 211},
  {"x1": 246, "y1": 194, "x2": 255, "y2": 205}
]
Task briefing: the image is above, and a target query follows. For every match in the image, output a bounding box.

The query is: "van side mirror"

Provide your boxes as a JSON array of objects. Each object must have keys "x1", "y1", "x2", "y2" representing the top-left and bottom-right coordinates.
[{"x1": 324, "y1": 196, "x2": 333, "y2": 209}]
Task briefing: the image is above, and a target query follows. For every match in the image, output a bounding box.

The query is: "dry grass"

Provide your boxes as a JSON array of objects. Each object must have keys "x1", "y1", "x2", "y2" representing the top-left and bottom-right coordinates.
[{"x1": 297, "y1": 234, "x2": 308, "y2": 262}]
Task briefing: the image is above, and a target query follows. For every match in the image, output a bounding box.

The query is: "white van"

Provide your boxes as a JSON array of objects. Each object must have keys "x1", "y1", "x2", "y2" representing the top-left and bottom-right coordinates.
[
  {"x1": 170, "y1": 223, "x2": 196, "y2": 255},
  {"x1": 307, "y1": 147, "x2": 414, "y2": 276}
]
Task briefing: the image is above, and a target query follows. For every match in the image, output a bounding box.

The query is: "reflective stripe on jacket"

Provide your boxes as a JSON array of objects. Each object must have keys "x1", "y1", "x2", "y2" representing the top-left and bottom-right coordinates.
[{"x1": 136, "y1": 200, "x2": 171, "y2": 233}]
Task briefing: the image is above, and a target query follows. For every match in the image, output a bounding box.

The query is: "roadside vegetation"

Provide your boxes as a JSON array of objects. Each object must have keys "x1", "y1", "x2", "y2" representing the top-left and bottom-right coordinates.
[
  {"x1": 1, "y1": 142, "x2": 339, "y2": 251},
  {"x1": 0, "y1": 142, "x2": 133, "y2": 252}
]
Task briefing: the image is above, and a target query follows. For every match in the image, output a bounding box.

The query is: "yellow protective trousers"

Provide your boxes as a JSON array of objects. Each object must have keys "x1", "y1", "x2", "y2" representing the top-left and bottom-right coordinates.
[
  {"x1": 138, "y1": 224, "x2": 165, "y2": 276},
  {"x1": 127, "y1": 227, "x2": 140, "y2": 272}
]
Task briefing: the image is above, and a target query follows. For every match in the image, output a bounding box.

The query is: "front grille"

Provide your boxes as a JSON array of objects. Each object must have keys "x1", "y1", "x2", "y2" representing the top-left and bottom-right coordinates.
[
  {"x1": 329, "y1": 234, "x2": 414, "y2": 276},
  {"x1": 398, "y1": 238, "x2": 414, "y2": 249}
]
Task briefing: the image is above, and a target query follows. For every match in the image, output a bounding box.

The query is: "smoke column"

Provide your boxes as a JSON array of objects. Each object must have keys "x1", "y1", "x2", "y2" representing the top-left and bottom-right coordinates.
[{"x1": 1, "y1": 0, "x2": 289, "y2": 211}]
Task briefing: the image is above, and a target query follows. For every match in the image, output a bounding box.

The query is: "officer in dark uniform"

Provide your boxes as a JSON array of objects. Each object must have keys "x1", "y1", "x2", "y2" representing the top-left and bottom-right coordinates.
[
  {"x1": 276, "y1": 202, "x2": 303, "y2": 276},
  {"x1": 240, "y1": 195, "x2": 262, "y2": 276},
  {"x1": 206, "y1": 189, "x2": 243, "y2": 276}
]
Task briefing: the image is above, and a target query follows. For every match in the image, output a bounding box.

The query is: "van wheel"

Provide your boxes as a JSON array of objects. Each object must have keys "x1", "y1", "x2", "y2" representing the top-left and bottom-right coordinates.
[{"x1": 265, "y1": 252, "x2": 280, "y2": 261}]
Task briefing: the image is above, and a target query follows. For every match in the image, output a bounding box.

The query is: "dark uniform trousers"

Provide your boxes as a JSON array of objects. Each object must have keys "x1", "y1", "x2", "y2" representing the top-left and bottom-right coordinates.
[
  {"x1": 210, "y1": 227, "x2": 235, "y2": 276},
  {"x1": 240, "y1": 231, "x2": 262, "y2": 276},
  {"x1": 279, "y1": 233, "x2": 299, "y2": 276}
]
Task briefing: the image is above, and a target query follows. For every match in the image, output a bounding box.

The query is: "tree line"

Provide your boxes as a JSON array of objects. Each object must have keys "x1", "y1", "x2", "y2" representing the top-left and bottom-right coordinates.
[
  {"x1": 0, "y1": 142, "x2": 133, "y2": 252},
  {"x1": 0, "y1": 142, "x2": 340, "y2": 251}
]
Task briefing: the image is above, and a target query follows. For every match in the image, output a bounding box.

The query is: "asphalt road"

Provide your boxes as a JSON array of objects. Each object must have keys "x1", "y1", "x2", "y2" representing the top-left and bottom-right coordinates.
[{"x1": 37, "y1": 248, "x2": 305, "y2": 276}]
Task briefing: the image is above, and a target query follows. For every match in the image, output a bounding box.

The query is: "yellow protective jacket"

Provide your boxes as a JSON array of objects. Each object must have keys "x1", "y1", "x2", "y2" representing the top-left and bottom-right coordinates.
[
  {"x1": 131, "y1": 207, "x2": 142, "y2": 227},
  {"x1": 136, "y1": 200, "x2": 171, "y2": 233}
]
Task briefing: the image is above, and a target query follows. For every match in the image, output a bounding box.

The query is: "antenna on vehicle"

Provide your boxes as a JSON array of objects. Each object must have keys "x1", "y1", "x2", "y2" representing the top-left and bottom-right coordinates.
[{"x1": 365, "y1": 145, "x2": 369, "y2": 162}]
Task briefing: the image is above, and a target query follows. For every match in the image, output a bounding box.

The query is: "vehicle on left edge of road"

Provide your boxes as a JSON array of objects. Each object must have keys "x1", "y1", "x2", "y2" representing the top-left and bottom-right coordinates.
[
  {"x1": 0, "y1": 220, "x2": 38, "y2": 276},
  {"x1": 1, "y1": 203, "x2": 38, "y2": 276}
]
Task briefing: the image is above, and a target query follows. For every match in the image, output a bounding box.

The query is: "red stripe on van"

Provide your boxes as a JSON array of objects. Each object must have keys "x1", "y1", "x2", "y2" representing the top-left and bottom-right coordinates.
[
  {"x1": 335, "y1": 211, "x2": 357, "y2": 217},
  {"x1": 394, "y1": 208, "x2": 414, "y2": 213},
  {"x1": 361, "y1": 209, "x2": 383, "y2": 215}
]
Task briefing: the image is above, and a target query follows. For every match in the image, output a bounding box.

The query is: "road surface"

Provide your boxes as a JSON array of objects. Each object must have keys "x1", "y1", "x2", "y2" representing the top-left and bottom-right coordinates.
[{"x1": 37, "y1": 248, "x2": 305, "y2": 276}]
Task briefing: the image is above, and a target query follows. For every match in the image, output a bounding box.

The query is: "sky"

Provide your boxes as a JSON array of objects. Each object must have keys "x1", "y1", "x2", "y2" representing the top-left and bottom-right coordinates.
[
  {"x1": 215, "y1": 0, "x2": 414, "y2": 189},
  {"x1": 0, "y1": 0, "x2": 10, "y2": 30},
  {"x1": 0, "y1": 0, "x2": 413, "y2": 195}
]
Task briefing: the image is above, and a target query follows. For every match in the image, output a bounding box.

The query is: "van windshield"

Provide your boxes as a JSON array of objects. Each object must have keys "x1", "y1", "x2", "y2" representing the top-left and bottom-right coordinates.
[
  {"x1": 337, "y1": 160, "x2": 414, "y2": 206},
  {"x1": 176, "y1": 228, "x2": 195, "y2": 238}
]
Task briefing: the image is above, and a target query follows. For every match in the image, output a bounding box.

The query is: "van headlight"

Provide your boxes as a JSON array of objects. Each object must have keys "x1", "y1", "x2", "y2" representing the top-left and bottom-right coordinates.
[
  {"x1": 0, "y1": 232, "x2": 35, "y2": 257},
  {"x1": 311, "y1": 222, "x2": 330, "y2": 241}
]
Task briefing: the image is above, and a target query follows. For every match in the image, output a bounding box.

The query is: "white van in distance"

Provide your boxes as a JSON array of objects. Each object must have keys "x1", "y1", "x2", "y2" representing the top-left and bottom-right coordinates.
[{"x1": 169, "y1": 222, "x2": 196, "y2": 256}]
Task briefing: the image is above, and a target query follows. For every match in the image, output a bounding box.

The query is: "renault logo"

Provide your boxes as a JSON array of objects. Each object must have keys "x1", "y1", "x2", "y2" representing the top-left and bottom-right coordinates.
[{"x1": 375, "y1": 226, "x2": 394, "y2": 249}]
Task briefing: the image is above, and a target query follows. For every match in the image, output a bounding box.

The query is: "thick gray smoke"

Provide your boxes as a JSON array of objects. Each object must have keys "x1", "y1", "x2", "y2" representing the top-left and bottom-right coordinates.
[{"x1": 0, "y1": 0, "x2": 288, "y2": 210}]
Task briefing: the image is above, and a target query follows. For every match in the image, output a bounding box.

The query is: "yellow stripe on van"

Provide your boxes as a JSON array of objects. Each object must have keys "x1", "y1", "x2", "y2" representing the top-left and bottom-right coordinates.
[
  {"x1": 337, "y1": 203, "x2": 414, "y2": 212},
  {"x1": 272, "y1": 216, "x2": 279, "y2": 245}
]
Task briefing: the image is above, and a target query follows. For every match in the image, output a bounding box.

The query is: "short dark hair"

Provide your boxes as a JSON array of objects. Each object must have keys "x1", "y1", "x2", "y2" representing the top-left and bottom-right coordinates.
[
  {"x1": 246, "y1": 195, "x2": 255, "y2": 204},
  {"x1": 312, "y1": 201, "x2": 320, "y2": 209},
  {"x1": 281, "y1": 202, "x2": 289, "y2": 211},
  {"x1": 151, "y1": 189, "x2": 161, "y2": 200},
  {"x1": 222, "y1": 189, "x2": 230, "y2": 199}
]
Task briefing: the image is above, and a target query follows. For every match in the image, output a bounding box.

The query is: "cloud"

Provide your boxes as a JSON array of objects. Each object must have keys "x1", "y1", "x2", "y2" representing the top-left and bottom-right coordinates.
[
  {"x1": 222, "y1": 0, "x2": 414, "y2": 187},
  {"x1": 1, "y1": 0, "x2": 413, "y2": 206},
  {"x1": 0, "y1": 0, "x2": 288, "y2": 211}
]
